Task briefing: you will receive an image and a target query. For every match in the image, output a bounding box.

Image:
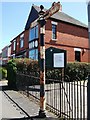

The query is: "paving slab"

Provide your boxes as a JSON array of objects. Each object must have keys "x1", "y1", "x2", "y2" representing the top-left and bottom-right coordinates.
[
  {"x1": 1, "y1": 91, "x2": 27, "y2": 119},
  {"x1": 4, "y1": 90, "x2": 58, "y2": 119}
]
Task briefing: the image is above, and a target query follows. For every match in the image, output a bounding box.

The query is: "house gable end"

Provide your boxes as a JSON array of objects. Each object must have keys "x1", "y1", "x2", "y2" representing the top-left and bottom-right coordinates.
[{"x1": 25, "y1": 6, "x2": 39, "y2": 30}]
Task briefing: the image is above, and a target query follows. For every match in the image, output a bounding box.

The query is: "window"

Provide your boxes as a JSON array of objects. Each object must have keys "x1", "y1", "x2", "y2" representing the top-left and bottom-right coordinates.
[
  {"x1": 29, "y1": 40, "x2": 38, "y2": 49},
  {"x1": 75, "y1": 51, "x2": 81, "y2": 62},
  {"x1": 74, "y1": 48, "x2": 81, "y2": 62},
  {"x1": 29, "y1": 25, "x2": 38, "y2": 41},
  {"x1": 13, "y1": 40, "x2": 16, "y2": 51},
  {"x1": 30, "y1": 27, "x2": 35, "y2": 41},
  {"x1": 29, "y1": 26, "x2": 38, "y2": 60},
  {"x1": 20, "y1": 39, "x2": 24, "y2": 48},
  {"x1": 35, "y1": 40, "x2": 38, "y2": 47},
  {"x1": 35, "y1": 25, "x2": 38, "y2": 39},
  {"x1": 52, "y1": 24, "x2": 57, "y2": 40},
  {"x1": 29, "y1": 49, "x2": 38, "y2": 60},
  {"x1": 20, "y1": 34, "x2": 24, "y2": 48}
]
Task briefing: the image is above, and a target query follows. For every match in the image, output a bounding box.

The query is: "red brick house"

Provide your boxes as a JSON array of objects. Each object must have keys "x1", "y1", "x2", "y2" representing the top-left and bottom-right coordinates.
[
  {"x1": 11, "y1": 4, "x2": 90, "y2": 63},
  {"x1": 11, "y1": 30, "x2": 29, "y2": 58},
  {"x1": 2, "y1": 45, "x2": 11, "y2": 65},
  {"x1": 0, "y1": 52, "x2": 2, "y2": 65}
]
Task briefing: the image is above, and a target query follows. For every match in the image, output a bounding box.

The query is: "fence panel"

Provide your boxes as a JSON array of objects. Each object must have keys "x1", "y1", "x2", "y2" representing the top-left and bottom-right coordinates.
[{"x1": 16, "y1": 73, "x2": 88, "y2": 119}]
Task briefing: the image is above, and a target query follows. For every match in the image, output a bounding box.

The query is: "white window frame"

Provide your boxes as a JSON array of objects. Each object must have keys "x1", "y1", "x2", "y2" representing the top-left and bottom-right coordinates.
[
  {"x1": 20, "y1": 34, "x2": 24, "y2": 48},
  {"x1": 29, "y1": 25, "x2": 38, "y2": 41},
  {"x1": 74, "y1": 48, "x2": 81, "y2": 52},
  {"x1": 51, "y1": 21, "x2": 57, "y2": 41},
  {"x1": 13, "y1": 40, "x2": 16, "y2": 51}
]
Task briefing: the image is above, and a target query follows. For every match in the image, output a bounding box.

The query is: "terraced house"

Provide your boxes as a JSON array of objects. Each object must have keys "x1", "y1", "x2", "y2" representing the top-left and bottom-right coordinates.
[
  {"x1": 2, "y1": 45, "x2": 11, "y2": 65},
  {"x1": 10, "y1": 4, "x2": 90, "y2": 63}
]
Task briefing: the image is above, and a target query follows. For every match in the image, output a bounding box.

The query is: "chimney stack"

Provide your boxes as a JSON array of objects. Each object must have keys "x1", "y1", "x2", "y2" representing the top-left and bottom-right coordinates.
[{"x1": 59, "y1": 3, "x2": 62, "y2": 11}]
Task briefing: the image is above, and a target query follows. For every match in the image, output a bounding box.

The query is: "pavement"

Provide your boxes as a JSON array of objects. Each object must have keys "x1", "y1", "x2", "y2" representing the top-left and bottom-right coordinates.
[
  {"x1": 0, "y1": 80, "x2": 8, "y2": 87},
  {"x1": 0, "y1": 80, "x2": 60, "y2": 120},
  {"x1": 1, "y1": 90, "x2": 27, "y2": 119}
]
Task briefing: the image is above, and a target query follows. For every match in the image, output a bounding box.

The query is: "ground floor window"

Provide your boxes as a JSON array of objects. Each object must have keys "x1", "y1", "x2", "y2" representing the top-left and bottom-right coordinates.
[
  {"x1": 75, "y1": 51, "x2": 81, "y2": 62},
  {"x1": 29, "y1": 49, "x2": 38, "y2": 60}
]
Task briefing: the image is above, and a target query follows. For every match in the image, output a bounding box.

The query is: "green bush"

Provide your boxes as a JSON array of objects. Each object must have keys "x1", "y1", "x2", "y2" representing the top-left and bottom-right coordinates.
[
  {"x1": 7, "y1": 59, "x2": 39, "y2": 88},
  {"x1": 46, "y1": 62, "x2": 90, "y2": 81},
  {"x1": 65, "y1": 62, "x2": 90, "y2": 81},
  {"x1": 0, "y1": 67, "x2": 7, "y2": 79},
  {"x1": 15, "y1": 59, "x2": 90, "y2": 81},
  {"x1": 7, "y1": 60, "x2": 17, "y2": 88},
  {"x1": 14, "y1": 58, "x2": 39, "y2": 76},
  {"x1": 14, "y1": 58, "x2": 28, "y2": 72},
  {"x1": 7, "y1": 58, "x2": 90, "y2": 87},
  {"x1": 46, "y1": 69, "x2": 62, "y2": 79}
]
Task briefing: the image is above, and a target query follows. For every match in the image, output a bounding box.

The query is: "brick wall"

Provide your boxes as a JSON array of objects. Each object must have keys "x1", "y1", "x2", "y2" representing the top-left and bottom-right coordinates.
[
  {"x1": 24, "y1": 30, "x2": 29, "y2": 57},
  {"x1": 16, "y1": 36, "x2": 20, "y2": 53},
  {"x1": 45, "y1": 19, "x2": 89, "y2": 62},
  {"x1": 11, "y1": 30, "x2": 29, "y2": 58},
  {"x1": 10, "y1": 18, "x2": 89, "y2": 62},
  {"x1": 11, "y1": 41, "x2": 15, "y2": 55}
]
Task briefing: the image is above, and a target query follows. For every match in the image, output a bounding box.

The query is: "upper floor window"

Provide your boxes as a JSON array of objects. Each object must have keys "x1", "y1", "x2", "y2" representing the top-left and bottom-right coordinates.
[
  {"x1": 52, "y1": 21, "x2": 57, "y2": 40},
  {"x1": 29, "y1": 40, "x2": 38, "y2": 49},
  {"x1": 29, "y1": 25, "x2": 38, "y2": 41},
  {"x1": 20, "y1": 34, "x2": 24, "y2": 48},
  {"x1": 13, "y1": 40, "x2": 16, "y2": 51}
]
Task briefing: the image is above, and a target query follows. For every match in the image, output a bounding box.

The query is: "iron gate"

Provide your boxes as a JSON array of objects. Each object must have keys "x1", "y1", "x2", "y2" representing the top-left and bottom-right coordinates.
[{"x1": 16, "y1": 73, "x2": 88, "y2": 119}]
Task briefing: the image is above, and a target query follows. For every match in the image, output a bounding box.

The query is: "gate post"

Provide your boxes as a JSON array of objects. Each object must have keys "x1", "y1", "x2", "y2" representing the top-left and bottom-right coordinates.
[{"x1": 87, "y1": 75, "x2": 90, "y2": 119}]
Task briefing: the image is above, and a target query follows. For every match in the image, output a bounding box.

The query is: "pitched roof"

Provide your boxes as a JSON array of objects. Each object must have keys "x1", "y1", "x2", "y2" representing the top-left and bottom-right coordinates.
[
  {"x1": 33, "y1": 5, "x2": 88, "y2": 28},
  {"x1": 10, "y1": 30, "x2": 25, "y2": 42},
  {"x1": 25, "y1": 5, "x2": 39, "y2": 30}
]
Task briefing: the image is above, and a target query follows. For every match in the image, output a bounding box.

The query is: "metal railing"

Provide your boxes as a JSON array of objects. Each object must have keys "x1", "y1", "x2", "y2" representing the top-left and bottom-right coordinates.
[{"x1": 16, "y1": 73, "x2": 88, "y2": 119}]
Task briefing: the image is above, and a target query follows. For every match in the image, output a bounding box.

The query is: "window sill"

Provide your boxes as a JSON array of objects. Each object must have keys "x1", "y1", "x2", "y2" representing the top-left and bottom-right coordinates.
[
  {"x1": 51, "y1": 39, "x2": 57, "y2": 41},
  {"x1": 20, "y1": 47, "x2": 24, "y2": 49},
  {"x1": 29, "y1": 38, "x2": 39, "y2": 42}
]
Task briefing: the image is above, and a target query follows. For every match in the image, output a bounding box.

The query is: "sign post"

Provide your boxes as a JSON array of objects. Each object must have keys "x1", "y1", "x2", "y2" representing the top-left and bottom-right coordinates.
[
  {"x1": 38, "y1": 2, "x2": 60, "y2": 118},
  {"x1": 38, "y1": 5, "x2": 46, "y2": 118}
]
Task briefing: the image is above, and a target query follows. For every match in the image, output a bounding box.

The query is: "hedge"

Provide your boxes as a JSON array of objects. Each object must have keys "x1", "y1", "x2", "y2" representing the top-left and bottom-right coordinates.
[
  {"x1": 7, "y1": 60, "x2": 17, "y2": 88},
  {"x1": 14, "y1": 58, "x2": 39, "y2": 75},
  {"x1": 7, "y1": 58, "x2": 90, "y2": 88},
  {"x1": 65, "y1": 62, "x2": 90, "y2": 81},
  {"x1": 0, "y1": 67, "x2": 7, "y2": 80},
  {"x1": 46, "y1": 62, "x2": 90, "y2": 81}
]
